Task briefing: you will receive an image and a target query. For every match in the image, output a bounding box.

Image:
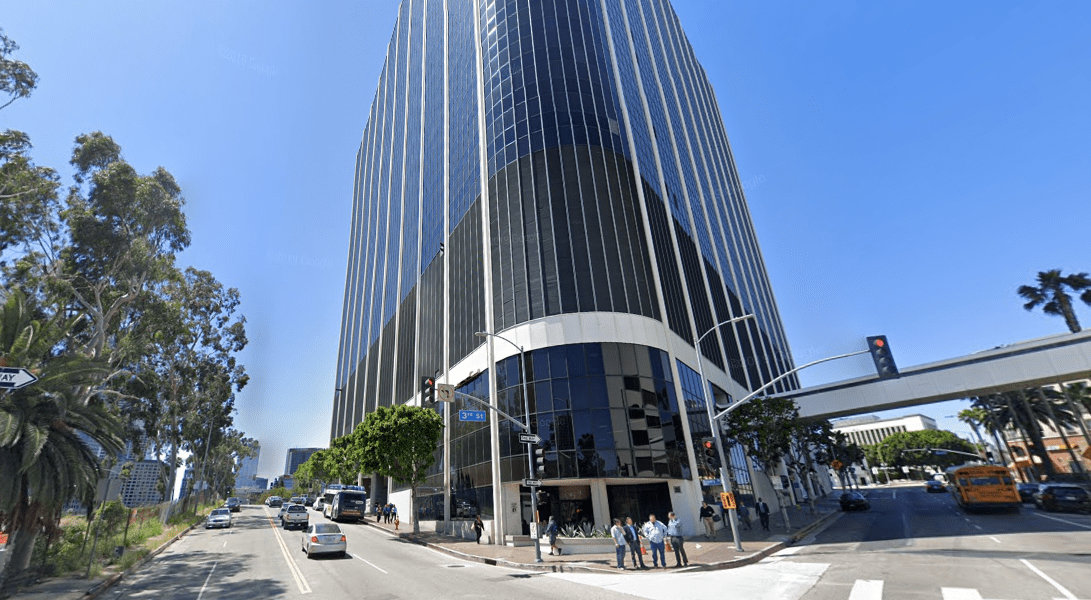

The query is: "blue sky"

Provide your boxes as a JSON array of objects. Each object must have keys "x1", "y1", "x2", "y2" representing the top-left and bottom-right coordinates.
[{"x1": 4, "y1": 1, "x2": 1089, "y2": 480}]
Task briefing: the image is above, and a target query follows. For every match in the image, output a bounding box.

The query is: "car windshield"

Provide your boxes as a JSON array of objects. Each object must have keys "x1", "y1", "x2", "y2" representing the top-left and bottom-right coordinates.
[
  {"x1": 288, "y1": 505, "x2": 306, "y2": 512},
  {"x1": 211, "y1": 509, "x2": 230, "y2": 516},
  {"x1": 1050, "y1": 487, "x2": 1086, "y2": 495},
  {"x1": 314, "y1": 524, "x2": 342, "y2": 534}
]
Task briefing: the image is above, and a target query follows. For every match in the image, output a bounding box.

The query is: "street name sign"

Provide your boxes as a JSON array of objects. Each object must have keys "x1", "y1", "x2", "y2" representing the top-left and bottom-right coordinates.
[
  {"x1": 518, "y1": 433, "x2": 541, "y2": 445},
  {"x1": 459, "y1": 410, "x2": 487, "y2": 422},
  {"x1": 0, "y1": 367, "x2": 37, "y2": 390},
  {"x1": 437, "y1": 383, "x2": 455, "y2": 402},
  {"x1": 523, "y1": 479, "x2": 542, "y2": 487}
]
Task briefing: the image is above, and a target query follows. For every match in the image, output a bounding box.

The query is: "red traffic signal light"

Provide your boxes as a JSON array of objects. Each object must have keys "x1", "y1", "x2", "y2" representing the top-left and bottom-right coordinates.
[
  {"x1": 866, "y1": 335, "x2": 899, "y2": 380},
  {"x1": 422, "y1": 377, "x2": 436, "y2": 404}
]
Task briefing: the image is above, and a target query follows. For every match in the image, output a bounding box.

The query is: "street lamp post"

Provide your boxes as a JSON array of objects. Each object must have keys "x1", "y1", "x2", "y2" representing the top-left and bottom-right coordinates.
[
  {"x1": 475, "y1": 331, "x2": 543, "y2": 563},
  {"x1": 694, "y1": 314, "x2": 755, "y2": 552}
]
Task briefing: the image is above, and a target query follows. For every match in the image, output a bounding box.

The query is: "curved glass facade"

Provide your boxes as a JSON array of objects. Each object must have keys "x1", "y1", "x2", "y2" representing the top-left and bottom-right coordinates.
[{"x1": 334, "y1": 0, "x2": 798, "y2": 538}]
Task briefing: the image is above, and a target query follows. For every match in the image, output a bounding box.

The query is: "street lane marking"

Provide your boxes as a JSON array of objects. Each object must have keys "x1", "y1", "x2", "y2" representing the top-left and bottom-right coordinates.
[
  {"x1": 266, "y1": 513, "x2": 312, "y2": 594},
  {"x1": 355, "y1": 555, "x2": 389, "y2": 574},
  {"x1": 1020, "y1": 559, "x2": 1077, "y2": 600},
  {"x1": 1033, "y1": 511, "x2": 1091, "y2": 530},
  {"x1": 941, "y1": 588, "x2": 983, "y2": 600},
  {"x1": 989, "y1": 536, "x2": 1001, "y2": 544},
  {"x1": 849, "y1": 579, "x2": 883, "y2": 600},
  {"x1": 893, "y1": 491, "x2": 896, "y2": 500},
  {"x1": 196, "y1": 561, "x2": 217, "y2": 600},
  {"x1": 971, "y1": 524, "x2": 982, "y2": 530},
  {"x1": 222, "y1": 541, "x2": 227, "y2": 548}
]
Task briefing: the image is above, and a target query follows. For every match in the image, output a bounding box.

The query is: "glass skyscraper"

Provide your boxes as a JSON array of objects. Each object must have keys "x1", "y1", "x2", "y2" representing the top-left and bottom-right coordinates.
[{"x1": 333, "y1": 0, "x2": 797, "y2": 540}]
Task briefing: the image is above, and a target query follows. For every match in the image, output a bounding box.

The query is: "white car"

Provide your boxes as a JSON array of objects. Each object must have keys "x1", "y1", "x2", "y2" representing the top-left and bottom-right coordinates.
[
  {"x1": 301, "y1": 522, "x2": 346, "y2": 558},
  {"x1": 206, "y1": 508, "x2": 233, "y2": 529}
]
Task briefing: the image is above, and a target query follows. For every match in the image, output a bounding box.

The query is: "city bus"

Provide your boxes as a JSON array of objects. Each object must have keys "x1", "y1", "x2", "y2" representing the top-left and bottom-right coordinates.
[{"x1": 945, "y1": 465, "x2": 1021, "y2": 512}]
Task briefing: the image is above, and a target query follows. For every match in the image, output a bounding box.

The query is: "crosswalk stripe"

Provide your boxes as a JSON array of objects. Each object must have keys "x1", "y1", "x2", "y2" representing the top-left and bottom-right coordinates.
[
  {"x1": 941, "y1": 588, "x2": 983, "y2": 600},
  {"x1": 849, "y1": 579, "x2": 884, "y2": 600}
]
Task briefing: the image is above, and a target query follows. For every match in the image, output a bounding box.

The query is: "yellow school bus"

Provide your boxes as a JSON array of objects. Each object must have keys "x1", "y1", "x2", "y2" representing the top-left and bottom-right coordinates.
[{"x1": 945, "y1": 465, "x2": 1021, "y2": 512}]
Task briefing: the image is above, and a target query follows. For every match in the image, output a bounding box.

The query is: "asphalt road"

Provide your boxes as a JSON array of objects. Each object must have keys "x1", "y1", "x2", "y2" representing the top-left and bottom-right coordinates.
[
  {"x1": 548, "y1": 485, "x2": 1091, "y2": 600},
  {"x1": 98, "y1": 504, "x2": 631, "y2": 600}
]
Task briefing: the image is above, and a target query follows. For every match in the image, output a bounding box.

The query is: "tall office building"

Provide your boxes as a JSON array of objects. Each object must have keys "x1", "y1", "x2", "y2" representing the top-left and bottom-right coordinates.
[
  {"x1": 334, "y1": 0, "x2": 797, "y2": 540},
  {"x1": 235, "y1": 448, "x2": 261, "y2": 491},
  {"x1": 284, "y1": 447, "x2": 322, "y2": 477}
]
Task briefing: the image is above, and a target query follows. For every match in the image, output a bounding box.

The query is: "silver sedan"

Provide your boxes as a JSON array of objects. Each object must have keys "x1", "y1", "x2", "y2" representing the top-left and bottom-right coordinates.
[
  {"x1": 206, "y1": 508, "x2": 233, "y2": 529},
  {"x1": 301, "y1": 522, "x2": 346, "y2": 558}
]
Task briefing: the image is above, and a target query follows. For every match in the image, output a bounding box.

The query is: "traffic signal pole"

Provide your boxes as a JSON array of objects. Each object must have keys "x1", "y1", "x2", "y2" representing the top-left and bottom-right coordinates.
[{"x1": 694, "y1": 315, "x2": 755, "y2": 552}]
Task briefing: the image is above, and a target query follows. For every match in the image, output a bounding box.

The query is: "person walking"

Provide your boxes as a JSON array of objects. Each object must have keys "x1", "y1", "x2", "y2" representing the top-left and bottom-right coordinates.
[
  {"x1": 666, "y1": 512, "x2": 688, "y2": 567},
  {"x1": 623, "y1": 517, "x2": 646, "y2": 569},
  {"x1": 737, "y1": 503, "x2": 752, "y2": 530},
  {"x1": 610, "y1": 519, "x2": 627, "y2": 570},
  {"x1": 641, "y1": 514, "x2": 668, "y2": 568},
  {"x1": 472, "y1": 515, "x2": 485, "y2": 544},
  {"x1": 545, "y1": 516, "x2": 560, "y2": 556},
  {"x1": 699, "y1": 501, "x2": 716, "y2": 539},
  {"x1": 382, "y1": 503, "x2": 391, "y2": 524},
  {"x1": 756, "y1": 498, "x2": 771, "y2": 532}
]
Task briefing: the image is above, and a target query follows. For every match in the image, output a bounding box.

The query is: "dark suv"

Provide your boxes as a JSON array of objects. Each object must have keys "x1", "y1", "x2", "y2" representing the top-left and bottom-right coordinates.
[
  {"x1": 1017, "y1": 483, "x2": 1038, "y2": 504},
  {"x1": 225, "y1": 497, "x2": 242, "y2": 512},
  {"x1": 1034, "y1": 485, "x2": 1091, "y2": 513},
  {"x1": 840, "y1": 492, "x2": 870, "y2": 511}
]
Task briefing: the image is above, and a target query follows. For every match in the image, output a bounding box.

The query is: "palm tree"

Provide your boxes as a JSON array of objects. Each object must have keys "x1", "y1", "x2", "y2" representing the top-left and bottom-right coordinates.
[
  {"x1": 957, "y1": 407, "x2": 990, "y2": 457},
  {"x1": 0, "y1": 289, "x2": 123, "y2": 594},
  {"x1": 972, "y1": 391, "x2": 1063, "y2": 479},
  {"x1": 1017, "y1": 269, "x2": 1091, "y2": 333}
]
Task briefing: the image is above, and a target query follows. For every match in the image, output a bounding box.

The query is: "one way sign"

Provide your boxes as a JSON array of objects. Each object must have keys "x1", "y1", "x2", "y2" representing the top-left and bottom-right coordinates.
[{"x1": 0, "y1": 367, "x2": 38, "y2": 390}]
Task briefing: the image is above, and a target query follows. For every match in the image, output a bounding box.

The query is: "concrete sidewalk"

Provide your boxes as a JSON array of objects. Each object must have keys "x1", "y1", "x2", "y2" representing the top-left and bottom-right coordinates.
[{"x1": 363, "y1": 496, "x2": 843, "y2": 574}]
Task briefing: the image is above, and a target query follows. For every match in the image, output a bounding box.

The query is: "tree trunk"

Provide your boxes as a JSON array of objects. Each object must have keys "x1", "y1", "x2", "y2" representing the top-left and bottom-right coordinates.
[
  {"x1": 1037, "y1": 389, "x2": 1086, "y2": 477},
  {"x1": 1007, "y1": 392, "x2": 1053, "y2": 479},
  {"x1": 1061, "y1": 385, "x2": 1091, "y2": 466},
  {"x1": 1058, "y1": 295, "x2": 1082, "y2": 333},
  {"x1": 0, "y1": 528, "x2": 38, "y2": 597}
]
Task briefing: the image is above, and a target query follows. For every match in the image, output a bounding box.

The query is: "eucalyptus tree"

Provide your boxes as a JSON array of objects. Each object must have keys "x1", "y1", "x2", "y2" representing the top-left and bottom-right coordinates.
[
  {"x1": 0, "y1": 29, "x2": 38, "y2": 112},
  {"x1": 1017, "y1": 269, "x2": 1091, "y2": 333}
]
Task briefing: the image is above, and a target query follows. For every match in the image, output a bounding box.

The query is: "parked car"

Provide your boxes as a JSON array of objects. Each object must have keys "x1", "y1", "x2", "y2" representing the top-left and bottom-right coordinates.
[
  {"x1": 290, "y1": 496, "x2": 305, "y2": 505},
  {"x1": 266, "y1": 496, "x2": 283, "y2": 508},
  {"x1": 1034, "y1": 484, "x2": 1091, "y2": 513},
  {"x1": 301, "y1": 522, "x2": 347, "y2": 558},
  {"x1": 282, "y1": 504, "x2": 310, "y2": 530},
  {"x1": 206, "y1": 508, "x2": 233, "y2": 529},
  {"x1": 925, "y1": 480, "x2": 945, "y2": 493},
  {"x1": 225, "y1": 497, "x2": 242, "y2": 512},
  {"x1": 1017, "y1": 483, "x2": 1038, "y2": 504},
  {"x1": 839, "y1": 491, "x2": 870, "y2": 511}
]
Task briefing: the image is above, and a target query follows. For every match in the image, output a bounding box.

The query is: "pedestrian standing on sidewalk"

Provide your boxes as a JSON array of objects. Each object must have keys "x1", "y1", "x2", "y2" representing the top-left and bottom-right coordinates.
[
  {"x1": 472, "y1": 515, "x2": 485, "y2": 544},
  {"x1": 623, "y1": 517, "x2": 646, "y2": 569},
  {"x1": 611, "y1": 519, "x2": 627, "y2": 570},
  {"x1": 737, "y1": 503, "x2": 752, "y2": 530},
  {"x1": 699, "y1": 501, "x2": 716, "y2": 539},
  {"x1": 641, "y1": 514, "x2": 668, "y2": 568},
  {"x1": 666, "y1": 512, "x2": 688, "y2": 567},
  {"x1": 545, "y1": 516, "x2": 559, "y2": 556},
  {"x1": 383, "y1": 503, "x2": 391, "y2": 523},
  {"x1": 757, "y1": 498, "x2": 771, "y2": 532}
]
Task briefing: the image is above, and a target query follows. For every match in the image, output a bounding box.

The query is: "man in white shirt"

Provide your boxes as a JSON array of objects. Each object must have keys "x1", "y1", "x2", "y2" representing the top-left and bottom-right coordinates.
[
  {"x1": 641, "y1": 513, "x2": 668, "y2": 568},
  {"x1": 610, "y1": 518, "x2": 627, "y2": 569}
]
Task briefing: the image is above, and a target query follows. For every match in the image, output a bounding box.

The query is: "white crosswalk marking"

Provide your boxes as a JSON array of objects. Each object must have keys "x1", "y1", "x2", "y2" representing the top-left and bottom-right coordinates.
[
  {"x1": 849, "y1": 579, "x2": 884, "y2": 600},
  {"x1": 941, "y1": 588, "x2": 984, "y2": 600}
]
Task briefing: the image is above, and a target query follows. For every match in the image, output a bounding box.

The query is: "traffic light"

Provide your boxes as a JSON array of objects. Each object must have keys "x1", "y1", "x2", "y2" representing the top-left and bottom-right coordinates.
[
  {"x1": 700, "y1": 437, "x2": 721, "y2": 472},
  {"x1": 535, "y1": 448, "x2": 546, "y2": 478},
  {"x1": 866, "y1": 335, "x2": 900, "y2": 379},
  {"x1": 422, "y1": 376, "x2": 436, "y2": 404}
]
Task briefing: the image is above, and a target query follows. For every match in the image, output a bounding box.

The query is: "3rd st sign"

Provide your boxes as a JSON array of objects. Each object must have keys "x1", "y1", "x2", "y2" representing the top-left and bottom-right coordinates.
[{"x1": 0, "y1": 367, "x2": 38, "y2": 390}]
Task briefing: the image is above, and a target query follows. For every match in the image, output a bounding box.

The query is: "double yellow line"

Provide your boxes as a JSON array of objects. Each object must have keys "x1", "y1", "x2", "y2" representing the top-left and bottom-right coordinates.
[{"x1": 265, "y1": 509, "x2": 312, "y2": 594}]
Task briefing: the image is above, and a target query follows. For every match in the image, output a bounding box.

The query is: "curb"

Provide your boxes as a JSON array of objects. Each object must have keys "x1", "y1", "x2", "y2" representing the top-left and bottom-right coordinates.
[
  {"x1": 82, "y1": 515, "x2": 206, "y2": 600},
  {"x1": 362, "y1": 510, "x2": 841, "y2": 575}
]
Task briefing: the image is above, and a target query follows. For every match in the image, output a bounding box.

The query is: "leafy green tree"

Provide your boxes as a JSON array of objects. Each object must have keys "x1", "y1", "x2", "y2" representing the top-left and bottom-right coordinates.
[
  {"x1": 0, "y1": 29, "x2": 38, "y2": 112},
  {"x1": 0, "y1": 289, "x2": 123, "y2": 594},
  {"x1": 721, "y1": 397, "x2": 800, "y2": 527},
  {"x1": 359, "y1": 405, "x2": 444, "y2": 534},
  {"x1": 295, "y1": 449, "x2": 333, "y2": 493},
  {"x1": 1017, "y1": 269, "x2": 1091, "y2": 333},
  {"x1": 874, "y1": 430, "x2": 978, "y2": 470}
]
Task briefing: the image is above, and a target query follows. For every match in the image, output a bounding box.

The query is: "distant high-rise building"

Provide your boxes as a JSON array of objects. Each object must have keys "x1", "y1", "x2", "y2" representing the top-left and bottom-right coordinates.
[
  {"x1": 332, "y1": 0, "x2": 798, "y2": 541},
  {"x1": 235, "y1": 447, "x2": 261, "y2": 491},
  {"x1": 120, "y1": 460, "x2": 167, "y2": 507},
  {"x1": 284, "y1": 447, "x2": 322, "y2": 477}
]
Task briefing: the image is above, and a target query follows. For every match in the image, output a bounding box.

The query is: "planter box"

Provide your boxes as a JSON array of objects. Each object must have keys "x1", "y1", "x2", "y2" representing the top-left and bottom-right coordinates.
[{"x1": 550, "y1": 537, "x2": 615, "y2": 555}]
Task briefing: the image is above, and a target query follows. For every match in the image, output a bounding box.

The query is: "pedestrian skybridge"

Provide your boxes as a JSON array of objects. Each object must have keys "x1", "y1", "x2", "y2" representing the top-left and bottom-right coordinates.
[{"x1": 791, "y1": 329, "x2": 1091, "y2": 419}]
